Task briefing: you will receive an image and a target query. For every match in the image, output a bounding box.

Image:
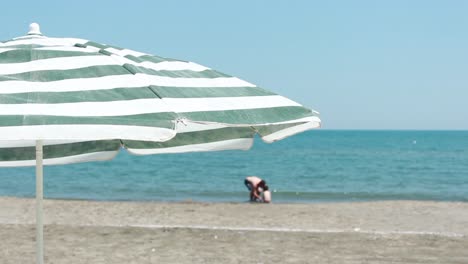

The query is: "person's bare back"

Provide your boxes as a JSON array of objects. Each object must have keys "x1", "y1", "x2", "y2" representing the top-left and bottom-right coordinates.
[{"x1": 245, "y1": 176, "x2": 262, "y2": 186}]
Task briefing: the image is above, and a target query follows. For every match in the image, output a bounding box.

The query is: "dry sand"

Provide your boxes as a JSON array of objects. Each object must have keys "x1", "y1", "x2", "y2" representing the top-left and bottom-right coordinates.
[{"x1": 1, "y1": 197, "x2": 467, "y2": 263}]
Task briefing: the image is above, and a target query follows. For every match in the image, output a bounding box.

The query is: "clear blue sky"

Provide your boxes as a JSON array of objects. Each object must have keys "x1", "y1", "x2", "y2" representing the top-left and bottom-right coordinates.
[{"x1": 2, "y1": 1, "x2": 467, "y2": 130}]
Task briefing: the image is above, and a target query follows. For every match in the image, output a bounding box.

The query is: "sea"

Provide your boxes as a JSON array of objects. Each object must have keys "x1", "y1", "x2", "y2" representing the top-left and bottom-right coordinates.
[{"x1": 0, "y1": 130, "x2": 467, "y2": 203}]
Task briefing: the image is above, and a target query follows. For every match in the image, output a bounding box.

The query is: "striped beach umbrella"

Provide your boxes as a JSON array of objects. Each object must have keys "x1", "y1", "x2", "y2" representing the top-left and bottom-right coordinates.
[{"x1": 0, "y1": 23, "x2": 321, "y2": 263}]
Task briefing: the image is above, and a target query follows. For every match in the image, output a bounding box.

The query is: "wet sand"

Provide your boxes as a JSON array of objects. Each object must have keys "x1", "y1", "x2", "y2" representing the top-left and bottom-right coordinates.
[{"x1": 1, "y1": 197, "x2": 467, "y2": 263}]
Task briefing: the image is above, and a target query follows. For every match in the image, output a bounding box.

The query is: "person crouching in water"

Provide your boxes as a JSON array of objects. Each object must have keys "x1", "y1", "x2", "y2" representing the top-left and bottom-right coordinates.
[{"x1": 244, "y1": 176, "x2": 271, "y2": 203}]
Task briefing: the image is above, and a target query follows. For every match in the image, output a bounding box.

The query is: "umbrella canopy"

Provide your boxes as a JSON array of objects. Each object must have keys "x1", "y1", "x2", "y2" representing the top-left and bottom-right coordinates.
[{"x1": 0, "y1": 23, "x2": 321, "y2": 166}]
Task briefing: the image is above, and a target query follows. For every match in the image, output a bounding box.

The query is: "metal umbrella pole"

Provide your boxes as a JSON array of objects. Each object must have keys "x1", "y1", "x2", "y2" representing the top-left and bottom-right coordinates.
[{"x1": 36, "y1": 140, "x2": 44, "y2": 264}]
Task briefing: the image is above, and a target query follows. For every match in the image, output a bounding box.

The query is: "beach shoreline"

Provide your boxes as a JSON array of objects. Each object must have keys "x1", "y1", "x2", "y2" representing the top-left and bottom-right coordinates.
[{"x1": 1, "y1": 197, "x2": 468, "y2": 263}]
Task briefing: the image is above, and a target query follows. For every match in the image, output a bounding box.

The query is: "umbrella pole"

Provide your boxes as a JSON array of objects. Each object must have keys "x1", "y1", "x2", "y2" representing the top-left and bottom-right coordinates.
[{"x1": 35, "y1": 140, "x2": 44, "y2": 264}]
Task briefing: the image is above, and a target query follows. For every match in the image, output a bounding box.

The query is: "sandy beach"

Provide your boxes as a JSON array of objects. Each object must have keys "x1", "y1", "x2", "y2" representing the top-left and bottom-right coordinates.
[{"x1": 1, "y1": 197, "x2": 467, "y2": 263}]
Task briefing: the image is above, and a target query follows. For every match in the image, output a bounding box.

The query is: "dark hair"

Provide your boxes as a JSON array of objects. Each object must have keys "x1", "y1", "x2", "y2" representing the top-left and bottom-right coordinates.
[{"x1": 264, "y1": 185, "x2": 269, "y2": 191}]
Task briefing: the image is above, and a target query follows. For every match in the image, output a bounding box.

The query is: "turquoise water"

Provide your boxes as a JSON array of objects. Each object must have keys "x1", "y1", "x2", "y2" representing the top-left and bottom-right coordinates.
[{"x1": 0, "y1": 130, "x2": 467, "y2": 203}]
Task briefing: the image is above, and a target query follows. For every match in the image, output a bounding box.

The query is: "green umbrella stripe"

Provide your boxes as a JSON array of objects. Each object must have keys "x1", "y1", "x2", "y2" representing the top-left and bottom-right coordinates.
[
  {"x1": 2, "y1": 39, "x2": 172, "y2": 65},
  {"x1": 136, "y1": 61, "x2": 208, "y2": 72},
  {"x1": 82, "y1": 41, "x2": 117, "y2": 50},
  {"x1": 181, "y1": 106, "x2": 315, "y2": 124},
  {"x1": 126, "y1": 65, "x2": 229, "y2": 78},
  {"x1": 0, "y1": 113, "x2": 177, "y2": 127},
  {"x1": 123, "y1": 122, "x2": 307, "y2": 150},
  {"x1": 0, "y1": 87, "x2": 158, "y2": 104},
  {"x1": 0, "y1": 66, "x2": 230, "y2": 82},
  {"x1": 0, "y1": 47, "x2": 206, "y2": 73},
  {"x1": 124, "y1": 54, "x2": 182, "y2": 63},
  {"x1": 0, "y1": 62, "x2": 229, "y2": 82},
  {"x1": 0, "y1": 52, "x2": 225, "y2": 77},
  {"x1": 0, "y1": 48, "x2": 99, "y2": 63},
  {"x1": 151, "y1": 86, "x2": 276, "y2": 98},
  {"x1": 0, "y1": 95, "x2": 304, "y2": 118},
  {"x1": 0, "y1": 106, "x2": 312, "y2": 127},
  {"x1": 0, "y1": 140, "x2": 121, "y2": 161},
  {"x1": 0, "y1": 86, "x2": 276, "y2": 104},
  {"x1": 0, "y1": 55, "x2": 123, "y2": 75},
  {"x1": 0, "y1": 74, "x2": 254, "y2": 94},
  {"x1": 124, "y1": 126, "x2": 256, "y2": 149},
  {"x1": 0, "y1": 65, "x2": 131, "y2": 82}
]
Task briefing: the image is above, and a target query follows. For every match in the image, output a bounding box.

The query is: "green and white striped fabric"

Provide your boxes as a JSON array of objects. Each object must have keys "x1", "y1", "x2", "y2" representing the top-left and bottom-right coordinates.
[{"x1": 0, "y1": 24, "x2": 320, "y2": 166}]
